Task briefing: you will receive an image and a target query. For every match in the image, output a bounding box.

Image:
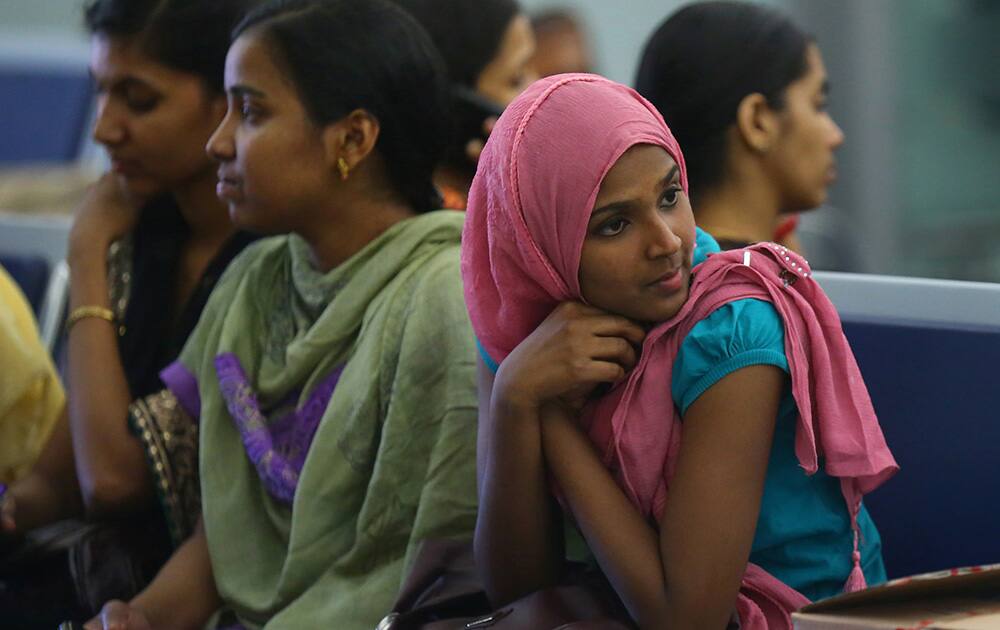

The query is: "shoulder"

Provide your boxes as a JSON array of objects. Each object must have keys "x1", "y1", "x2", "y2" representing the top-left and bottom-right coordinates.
[{"x1": 672, "y1": 298, "x2": 788, "y2": 414}]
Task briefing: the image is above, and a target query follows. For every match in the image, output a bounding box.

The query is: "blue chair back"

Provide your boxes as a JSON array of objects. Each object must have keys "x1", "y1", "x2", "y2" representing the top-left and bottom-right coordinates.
[
  {"x1": 0, "y1": 254, "x2": 50, "y2": 315},
  {"x1": 816, "y1": 272, "x2": 1000, "y2": 578},
  {"x1": 0, "y1": 67, "x2": 93, "y2": 164}
]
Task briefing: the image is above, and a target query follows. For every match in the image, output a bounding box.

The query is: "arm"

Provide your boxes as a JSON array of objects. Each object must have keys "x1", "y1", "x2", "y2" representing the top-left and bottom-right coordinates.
[
  {"x1": 474, "y1": 302, "x2": 646, "y2": 606},
  {"x1": 543, "y1": 365, "x2": 784, "y2": 629},
  {"x1": 66, "y1": 175, "x2": 153, "y2": 515},
  {"x1": 3, "y1": 408, "x2": 83, "y2": 534},
  {"x1": 85, "y1": 518, "x2": 220, "y2": 630},
  {"x1": 474, "y1": 358, "x2": 563, "y2": 604}
]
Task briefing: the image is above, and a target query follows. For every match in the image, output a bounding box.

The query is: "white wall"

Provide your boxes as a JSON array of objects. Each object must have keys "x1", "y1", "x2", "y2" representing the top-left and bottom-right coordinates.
[{"x1": 519, "y1": 0, "x2": 790, "y2": 85}]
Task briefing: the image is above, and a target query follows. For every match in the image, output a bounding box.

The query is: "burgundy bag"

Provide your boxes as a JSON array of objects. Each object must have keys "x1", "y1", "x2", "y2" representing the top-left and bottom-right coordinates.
[{"x1": 378, "y1": 539, "x2": 634, "y2": 630}]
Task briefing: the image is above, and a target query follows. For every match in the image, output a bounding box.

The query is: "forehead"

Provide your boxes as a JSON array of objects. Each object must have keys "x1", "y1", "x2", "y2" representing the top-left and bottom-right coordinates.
[
  {"x1": 598, "y1": 144, "x2": 677, "y2": 196},
  {"x1": 493, "y1": 14, "x2": 536, "y2": 69},
  {"x1": 795, "y1": 43, "x2": 827, "y2": 89},
  {"x1": 225, "y1": 32, "x2": 286, "y2": 90},
  {"x1": 89, "y1": 35, "x2": 173, "y2": 84}
]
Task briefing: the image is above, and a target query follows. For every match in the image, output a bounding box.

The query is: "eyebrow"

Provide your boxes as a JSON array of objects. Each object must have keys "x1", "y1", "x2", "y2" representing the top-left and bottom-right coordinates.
[
  {"x1": 590, "y1": 165, "x2": 680, "y2": 218},
  {"x1": 228, "y1": 84, "x2": 266, "y2": 99}
]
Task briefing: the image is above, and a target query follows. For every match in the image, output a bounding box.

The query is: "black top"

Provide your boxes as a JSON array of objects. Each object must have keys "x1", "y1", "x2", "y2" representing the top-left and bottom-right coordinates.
[
  {"x1": 119, "y1": 195, "x2": 256, "y2": 398},
  {"x1": 714, "y1": 238, "x2": 755, "y2": 252}
]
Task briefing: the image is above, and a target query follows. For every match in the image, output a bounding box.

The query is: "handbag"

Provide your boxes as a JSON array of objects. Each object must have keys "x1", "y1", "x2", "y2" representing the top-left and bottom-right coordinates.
[
  {"x1": 0, "y1": 514, "x2": 171, "y2": 628},
  {"x1": 378, "y1": 539, "x2": 635, "y2": 630}
]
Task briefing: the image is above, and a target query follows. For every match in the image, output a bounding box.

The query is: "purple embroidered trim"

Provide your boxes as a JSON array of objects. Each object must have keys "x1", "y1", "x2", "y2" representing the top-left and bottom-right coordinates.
[
  {"x1": 214, "y1": 353, "x2": 343, "y2": 504},
  {"x1": 160, "y1": 361, "x2": 202, "y2": 421}
]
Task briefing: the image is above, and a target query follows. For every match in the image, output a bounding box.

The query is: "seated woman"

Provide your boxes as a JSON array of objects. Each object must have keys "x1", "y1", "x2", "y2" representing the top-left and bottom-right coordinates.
[
  {"x1": 463, "y1": 74, "x2": 896, "y2": 628},
  {"x1": 392, "y1": 0, "x2": 536, "y2": 208},
  {"x1": 1, "y1": 0, "x2": 256, "y2": 623},
  {"x1": 0, "y1": 266, "x2": 64, "y2": 487},
  {"x1": 84, "y1": 1, "x2": 478, "y2": 628},
  {"x1": 635, "y1": 1, "x2": 845, "y2": 252}
]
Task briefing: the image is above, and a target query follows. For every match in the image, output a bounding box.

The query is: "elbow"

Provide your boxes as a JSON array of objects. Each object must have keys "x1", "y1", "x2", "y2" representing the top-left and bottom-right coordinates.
[{"x1": 80, "y1": 473, "x2": 147, "y2": 518}]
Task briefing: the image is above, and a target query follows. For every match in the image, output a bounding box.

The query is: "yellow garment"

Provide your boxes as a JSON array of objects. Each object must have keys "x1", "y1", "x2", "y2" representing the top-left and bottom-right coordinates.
[{"x1": 0, "y1": 266, "x2": 64, "y2": 482}]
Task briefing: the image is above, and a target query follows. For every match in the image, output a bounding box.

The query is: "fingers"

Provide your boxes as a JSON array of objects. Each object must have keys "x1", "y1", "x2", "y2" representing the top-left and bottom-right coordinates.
[
  {"x1": 589, "y1": 336, "x2": 639, "y2": 372},
  {"x1": 553, "y1": 302, "x2": 646, "y2": 347},
  {"x1": 0, "y1": 494, "x2": 15, "y2": 533},
  {"x1": 465, "y1": 138, "x2": 485, "y2": 163},
  {"x1": 86, "y1": 600, "x2": 132, "y2": 630}
]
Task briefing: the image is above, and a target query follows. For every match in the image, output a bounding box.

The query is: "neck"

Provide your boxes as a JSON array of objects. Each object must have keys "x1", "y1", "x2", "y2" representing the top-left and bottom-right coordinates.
[
  {"x1": 171, "y1": 168, "x2": 236, "y2": 247},
  {"x1": 300, "y1": 196, "x2": 416, "y2": 272},
  {"x1": 694, "y1": 171, "x2": 783, "y2": 245}
]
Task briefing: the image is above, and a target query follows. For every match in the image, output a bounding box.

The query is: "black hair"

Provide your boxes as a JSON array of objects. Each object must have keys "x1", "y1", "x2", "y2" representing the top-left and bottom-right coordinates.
[
  {"x1": 84, "y1": 0, "x2": 255, "y2": 94},
  {"x1": 635, "y1": 1, "x2": 812, "y2": 199},
  {"x1": 234, "y1": 0, "x2": 449, "y2": 214},
  {"x1": 391, "y1": 0, "x2": 520, "y2": 88}
]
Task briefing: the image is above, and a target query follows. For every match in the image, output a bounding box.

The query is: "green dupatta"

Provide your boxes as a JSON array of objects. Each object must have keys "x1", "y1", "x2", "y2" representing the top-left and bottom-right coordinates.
[{"x1": 178, "y1": 211, "x2": 478, "y2": 629}]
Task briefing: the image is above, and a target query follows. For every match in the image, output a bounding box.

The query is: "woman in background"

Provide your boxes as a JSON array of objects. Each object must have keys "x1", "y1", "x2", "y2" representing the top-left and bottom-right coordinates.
[
  {"x1": 635, "y1": 0, "x2": 844, "y2": 252},
  {"x1": 1, "y1": 1, "x2": 256, "y2": 624},
  {"x1": 85, "y1": 1, "x2": 478, "y2": 627},
  {"x1": 393, "y1": 0, "x2": 536, "y2": 208}
]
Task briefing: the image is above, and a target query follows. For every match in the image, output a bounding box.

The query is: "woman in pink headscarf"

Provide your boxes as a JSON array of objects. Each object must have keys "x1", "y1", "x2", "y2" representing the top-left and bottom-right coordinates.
[{"x1": 462, "y1": 74, "x2": 897, "y2": 628}]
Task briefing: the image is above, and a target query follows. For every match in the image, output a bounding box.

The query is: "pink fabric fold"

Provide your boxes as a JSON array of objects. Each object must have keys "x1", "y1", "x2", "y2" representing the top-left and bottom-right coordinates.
[{"x1": 461, "y1": 74, "x2": 897, "y2": 628}]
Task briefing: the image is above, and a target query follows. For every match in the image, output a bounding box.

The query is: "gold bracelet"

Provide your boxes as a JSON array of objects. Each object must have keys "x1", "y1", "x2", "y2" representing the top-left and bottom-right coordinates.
[{"x1": 66, "y1": 305, "x2": 117, "y2": 333}]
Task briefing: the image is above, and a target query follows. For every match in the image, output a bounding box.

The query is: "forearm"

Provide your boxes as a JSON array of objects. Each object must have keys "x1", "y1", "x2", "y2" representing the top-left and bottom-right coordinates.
[
  {"x1": 9, "y1": 409, "x2": 83, "y2": 530},
  {"x1": 131, "y1": 520, "x2": 220, "y2": 630},
  {"x1": 475, "y1": 394, "x2": 562, "y2": 605},
  {"x1": 67, "y1": 244, "x2": 150, "y2": 514},
  {"x1": 540, "y1": 409, "x2": 672, "y2": 628}
]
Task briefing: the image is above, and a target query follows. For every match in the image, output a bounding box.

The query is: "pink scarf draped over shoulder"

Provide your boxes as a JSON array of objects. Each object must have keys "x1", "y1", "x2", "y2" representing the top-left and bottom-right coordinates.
[{"x1": 461, "y1": 74, "x2": 897, "y2": 628}]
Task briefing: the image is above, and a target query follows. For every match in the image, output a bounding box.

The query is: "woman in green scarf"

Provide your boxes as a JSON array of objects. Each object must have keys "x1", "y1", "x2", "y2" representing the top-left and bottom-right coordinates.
[{"x1": 84, "y1": 1, "x2": 478, "y2": 628}]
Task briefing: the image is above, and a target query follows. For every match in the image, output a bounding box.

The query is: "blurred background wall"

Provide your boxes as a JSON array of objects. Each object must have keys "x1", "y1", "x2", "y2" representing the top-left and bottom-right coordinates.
[{"x1": 2, "y1": 0, "x2": 998, "y2": 282}]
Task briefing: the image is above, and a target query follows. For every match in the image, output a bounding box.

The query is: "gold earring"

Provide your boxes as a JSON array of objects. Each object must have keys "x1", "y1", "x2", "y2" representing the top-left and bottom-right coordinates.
[{"x1": 337, "y1": 157, "x2": 350, "y2": 181}]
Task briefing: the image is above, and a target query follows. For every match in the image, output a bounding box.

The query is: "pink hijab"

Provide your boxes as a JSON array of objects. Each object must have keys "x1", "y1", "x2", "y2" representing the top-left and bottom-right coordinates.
[
  {"x1": 462, "y1": 73, "x2": 691, "y2": 365},
  {"x1": 461, "y1": 74, "x2": 897, "y2": 627}
]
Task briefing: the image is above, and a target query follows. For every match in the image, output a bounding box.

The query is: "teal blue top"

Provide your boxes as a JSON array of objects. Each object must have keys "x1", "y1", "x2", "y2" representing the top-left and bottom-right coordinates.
[
  {"x1": 672, "y1": 298, "x2": 886, "y2": 602},
  {"x1": 476, "y1": 228, "x2": 886, "y2": 602}
]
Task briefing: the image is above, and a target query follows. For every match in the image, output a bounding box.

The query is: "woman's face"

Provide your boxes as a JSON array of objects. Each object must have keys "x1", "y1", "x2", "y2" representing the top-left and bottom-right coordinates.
[
  {"x1": 579, "y1": 144, "x2": 697, "y2": 324},
  {"x1": 89, "y1": 35, "x2": 225, "y2": 198},
  {"x1": 207, "y1": 32, "x2": 330, "y2": 234},
  {"x1": 475, "y1": 14, "x2": 538, "y2": 106},
  {"x1": 766, "y1": 43, "x2": 845, "y2": 211}
]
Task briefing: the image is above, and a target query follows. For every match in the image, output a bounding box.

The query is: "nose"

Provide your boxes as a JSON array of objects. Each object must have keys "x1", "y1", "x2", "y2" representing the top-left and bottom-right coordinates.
[
  {"x1": 829, "y1": 117, "x2": 845, "y2": 149},
  {"x1": 91, "y1": 94, "x2": 126, "y2": 146},
  {"x1": 206, "y1": 110, "x2": 236, "y2": 162},
  {"x1": 646, "y1": 213, "x2": 683, "y2": 260}
]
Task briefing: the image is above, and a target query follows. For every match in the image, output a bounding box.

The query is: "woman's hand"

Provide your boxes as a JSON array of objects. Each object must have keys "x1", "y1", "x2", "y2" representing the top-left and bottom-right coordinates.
[
  {"x1": 0, "y1": 490, "x2": 16, "y2": 534},
  {"x1": 83, "y1": 600, "x2": 153, "y2": 630},
  {"x1": 464, "y1": 116, "x2": 498, "y2": 165},
  {"x1": 495, "y1": 301, "x2": 646, "y2": 411},
  {"x1": 68, "y1": 173, "x2": 143, "y2": 264}
]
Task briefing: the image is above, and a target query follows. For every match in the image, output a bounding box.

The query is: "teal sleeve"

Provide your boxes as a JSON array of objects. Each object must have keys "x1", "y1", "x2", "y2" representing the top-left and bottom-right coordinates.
[
  {"x1": 476, "y1": 337, "x2": 500, "y2": 374},
  {"x1": 692, "y1": 227, "x2": 720, "y2": 267},
  {"x1": 671, "y1": 298, "x2": 788, "y2": 415}
]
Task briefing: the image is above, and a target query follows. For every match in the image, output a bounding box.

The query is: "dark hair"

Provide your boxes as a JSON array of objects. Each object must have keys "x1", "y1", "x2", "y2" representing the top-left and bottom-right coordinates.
[
  {"x1": 234, "y1": 0, "x2": 449, "y2": 213},
  {"x1": 84, "y1": 0, "x2": 254, "y2": 93},
  {"x1": 391, "y1": 0, "x2": 520, "y2": 88},
  {"x1": 635, "y1": 1, "x2": 812, "y2": 199}
]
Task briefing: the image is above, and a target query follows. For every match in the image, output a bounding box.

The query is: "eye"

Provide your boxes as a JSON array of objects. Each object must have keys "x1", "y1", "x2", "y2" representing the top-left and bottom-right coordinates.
[
  {"x1": 123, "y1": 87, "x2": 159, "y2": 114},
  {"x1": 239, "y1": 99, "x2": 263, "y2": 123},
  {"x1": 596, "y1": 217, "x2": 629, "y2": 237},
  {"x1": 660, "y1": 185, "x2": 682, "y2": 208}
]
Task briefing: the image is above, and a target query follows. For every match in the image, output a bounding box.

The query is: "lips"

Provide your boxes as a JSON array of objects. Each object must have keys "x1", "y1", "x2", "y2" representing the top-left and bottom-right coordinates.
[
  {"x1": 648, "y1": 268, "x2": 685, "y2": 293},
  {"x1": 216, "y1": 170, "x2": 243, "y2": 202},
  {"x1": 110, "y1": 157, "x2": 142, "y2": 177}
]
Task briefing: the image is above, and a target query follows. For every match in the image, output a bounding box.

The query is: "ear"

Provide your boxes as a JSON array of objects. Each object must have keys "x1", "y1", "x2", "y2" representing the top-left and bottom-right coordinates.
[
  {"x1": 322, "y1": 109, "x2": 381, "y2": 174},
  {"x1": 734, "y1": 92, "x2": 781, "y2": 154}
]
